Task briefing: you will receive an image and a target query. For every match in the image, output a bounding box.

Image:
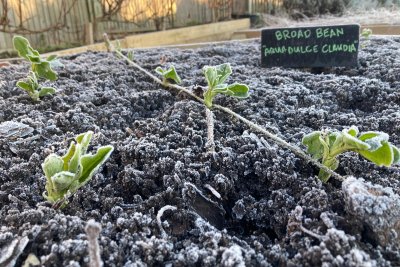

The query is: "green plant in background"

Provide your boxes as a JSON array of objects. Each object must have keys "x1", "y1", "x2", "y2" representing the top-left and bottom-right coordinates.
[
  {"x1": 360, "y1": 28, "x2": 373, "y2": 48},
  {"x1": 303, "y1": 126, "x2": 400, "y2": 182},
  {"x1": 127, "y1": 50, "x2": 134, "y2": 61},
  {"x1": 13, "y1": 35, "x2": 58, "y2": 100},
  {"x1": 42, "y1": 131, "x2": 113, "y2": 206},
  {"x1": 361, "y1": 28, "x2": 373, "y2": 39},
  {"x1": 155, "y1": 65, "x2": 182, "y2": 85},
  {"x1": 202, "y1": 63, "x2": 249, "y2": 108}
]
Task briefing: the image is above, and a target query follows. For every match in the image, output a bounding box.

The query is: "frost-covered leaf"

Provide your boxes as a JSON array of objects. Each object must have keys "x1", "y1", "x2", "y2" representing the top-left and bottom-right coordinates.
[
  {"x1": 32, "y1": 61, "x2": 57, "y2": 81},
  {"x1": 155, "y1": 66, "x2": 181, "y2": 84},
  {"x1": 203, "y1": 66, "x2": 218, "y2": 88},
  {"x1": 16, "y1": 81, "x2": 33, "y2": 92},
  {"x1": 12, "y1": 35, "x2": 38, "y2": 61},
  {"x1": 42, "y1": 154, "x2": 64, "y2": 180},
  {"x1": 302, "y1": 131, "x2": 324, "y2": 160},
  {"x1": 215, "y1": 63, "x2": 232, "y2": 84},
  {"x1": 359, "y1": 141, "x2": 393, "y2": 167},
  {"x1": 51, "y1": 171, "x2": 75, "y2": 193},
  {"x1": 38, "y1": 87, "x2": 56, "y2": 97},
  {"x1": 359, "y1": 131, "x2": 388, "y2": 151},
  {"x1": 77, "y1": 145, "x2": 114, "y2": 186},
  {"x1": 342, "y1": 130, "x2": 370, "y2": 151}
]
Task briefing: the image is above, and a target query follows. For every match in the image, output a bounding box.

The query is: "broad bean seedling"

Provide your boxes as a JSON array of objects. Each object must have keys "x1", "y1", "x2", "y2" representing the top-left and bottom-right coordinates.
[
  {"x1": 42, "y1": 131, "x2": 113, "y2": 206},
  {"x1": 13, "y1": 35, "x2": 58, "y2": 101},
  {"x1": 303, "y1": 126, "x2": 400, "y2": 182}
]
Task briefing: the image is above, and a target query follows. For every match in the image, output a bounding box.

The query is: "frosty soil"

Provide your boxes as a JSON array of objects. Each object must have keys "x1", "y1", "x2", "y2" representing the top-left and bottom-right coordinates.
[{"x1": 1, "y1": 37, "x2": 400, "y2": 266}]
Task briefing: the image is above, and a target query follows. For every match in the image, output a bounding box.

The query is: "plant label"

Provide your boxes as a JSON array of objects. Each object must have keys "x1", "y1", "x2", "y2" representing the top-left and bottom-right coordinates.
[{"x1": 261, "y1": 24, "x2": 360, "y2": 68}]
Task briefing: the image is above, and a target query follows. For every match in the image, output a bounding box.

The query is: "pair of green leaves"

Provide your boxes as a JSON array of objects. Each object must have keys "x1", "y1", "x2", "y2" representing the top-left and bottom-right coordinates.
[
  {"x1": 13, "y1": 35, "x2": 58, "y2": 101},
  {"x1": 42, "y1": 131, "x2": 113, "y2": 206},
  {"x1": 303, "y1": 126, "x2": 400, "y2": 182},
  {"x1": 202, "y1": 63, "x2": 249, "y2": 108},
  {"x1": 155, "y1": 63, "x2": 249, "y2": 108}
]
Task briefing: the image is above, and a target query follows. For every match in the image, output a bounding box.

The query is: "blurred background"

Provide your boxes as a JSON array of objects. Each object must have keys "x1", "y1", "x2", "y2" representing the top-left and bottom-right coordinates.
[{"x1": 0, "y1": 0, "x2": 399, "y2": 57}]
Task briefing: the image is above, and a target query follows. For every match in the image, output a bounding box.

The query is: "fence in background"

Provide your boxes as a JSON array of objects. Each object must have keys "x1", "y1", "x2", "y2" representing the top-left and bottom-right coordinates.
[{"x1": 0, "y1": 0, "x2": 282, "y2": 53}]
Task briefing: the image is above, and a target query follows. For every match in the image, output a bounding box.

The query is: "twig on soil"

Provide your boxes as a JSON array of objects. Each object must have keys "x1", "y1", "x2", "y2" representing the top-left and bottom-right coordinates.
[
  {"x1": 157, "y1": 205, "x2": 177, "y2": 238},
  {"x1": 103, "y1": 34, "x2": 345, "y2": 182},
  {"x1": 288, "y1": 222, "x2": 324, "y2": 240},
  {"x1": 85, "y1": 220, "x2": 103, "y2": 267},
  {"x1": 204, "y1": 183, "x2": 221, "y2": 199}
]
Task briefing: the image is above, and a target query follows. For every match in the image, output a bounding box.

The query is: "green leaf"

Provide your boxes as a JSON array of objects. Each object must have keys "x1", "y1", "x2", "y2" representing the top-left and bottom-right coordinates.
[
  {"x1": 32, "y1": 61, "x2": 57, "y2": 81},
  {"x1": 39, "y1": 87, "x2": 56, "y2": 97},
  {"x1": 51, "y1": 171, "x2": 75, "y2": 193},
  {"x1": 42, "y1": 131, "x2": 113, "y2": 206},
  {"x1": 27, "y1": 55, "x2": 41, "y2": 63},
  {"x1": 16, "y1": 81, "x2": 33, "y2": 92},
  {"x1": 28, "y1": 71, "x2": 38, "y2": 84},
  {"x1": 13, "y1": 36, "x2": 32, "y2": 60},
  {"x1": 62, "y1": 142, "x2": 76, "y2": 171},
  {"x1": 127, "y1": 51, "x2": 134, "y2": 61},
  {"x1": 77, "y1": 145, "x2": 114, "y2": 185},
  {"x1": 46, "y1": 55, "x2": 57, "y2": 61},
  {"x1": 76, "y1": 131, "x2": 93, "y2": 155},
  {"x1": 42, "y1": 154, "x2": 64, "y2": 203},
  {"x1": 392, "y1": 145, "x2": 400, "y2": 164},
  {"x1": 69, "y1": 143, "x2": 82, "y2": 173},
  {"x1": 155, "y1": 66, "x2": 181, "y2": 84},
  {"x1": 341, "y1": 131, "x2": 370, "y2": 151},
  {"x1": 359, "y1": 131, "x2": 388, "y2": 151},
  {"x1": 226, "y1": 83, "x2": 250, "y2": 98},
  {"x1": 302, "y1": 131, "x2": 324, "y2": 160},
  {"x1": 358, "y1": 141, "x2": 393, "y2": 167},
  {"x1": 64, "y1": 131, "x2": 93, "y2": 173},
  {"x1": 203, "y1": 66, "x2": 218, "y2": 88},
  {"x1": 42, "y1": 154, "x2": 64, "y2": 180},
  {"x1": 361, "y1": 28, "x2": 372, "y2": 38},
  {"x1": 215, "y1": 63, "x2": 232, "y2": 84},
  {"x1": 155, "y1": 66, "x2": 164, "y2": 75},
  {"x1": 346, "y1": 126, "x2": 359, "y2": 137}
]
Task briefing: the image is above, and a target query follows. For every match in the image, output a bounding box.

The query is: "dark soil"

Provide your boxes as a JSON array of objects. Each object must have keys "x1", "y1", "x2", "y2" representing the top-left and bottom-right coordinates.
[{"x1": 1, "y1": 36, "x2": 400, "y2": 267}]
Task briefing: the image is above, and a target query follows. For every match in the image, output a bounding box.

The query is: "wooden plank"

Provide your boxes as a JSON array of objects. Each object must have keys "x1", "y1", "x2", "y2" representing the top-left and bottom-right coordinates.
[
  {"x1": 361, "y1": 25, "x2": 400, "y2": 35},
  {"x1": 40, "y1": 19, "x2": 250, "y2": 56},
  {"x1": 123, "y1": 19, "x2": 250, "y2": 48}
]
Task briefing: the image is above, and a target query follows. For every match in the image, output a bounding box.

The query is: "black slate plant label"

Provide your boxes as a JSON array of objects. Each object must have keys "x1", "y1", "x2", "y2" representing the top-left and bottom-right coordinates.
[{"x1": 261, "y1": 24, "x2": 360, "y2": 68}]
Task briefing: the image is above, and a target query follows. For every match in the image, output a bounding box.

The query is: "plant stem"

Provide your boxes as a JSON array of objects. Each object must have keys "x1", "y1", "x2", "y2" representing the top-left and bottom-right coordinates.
[
  {"x1": 103, "y1": 34, "x2": 345, "y2": 182},
  {"x1": 205, "y1": 107, "x2": 215, "y2": 153}
]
